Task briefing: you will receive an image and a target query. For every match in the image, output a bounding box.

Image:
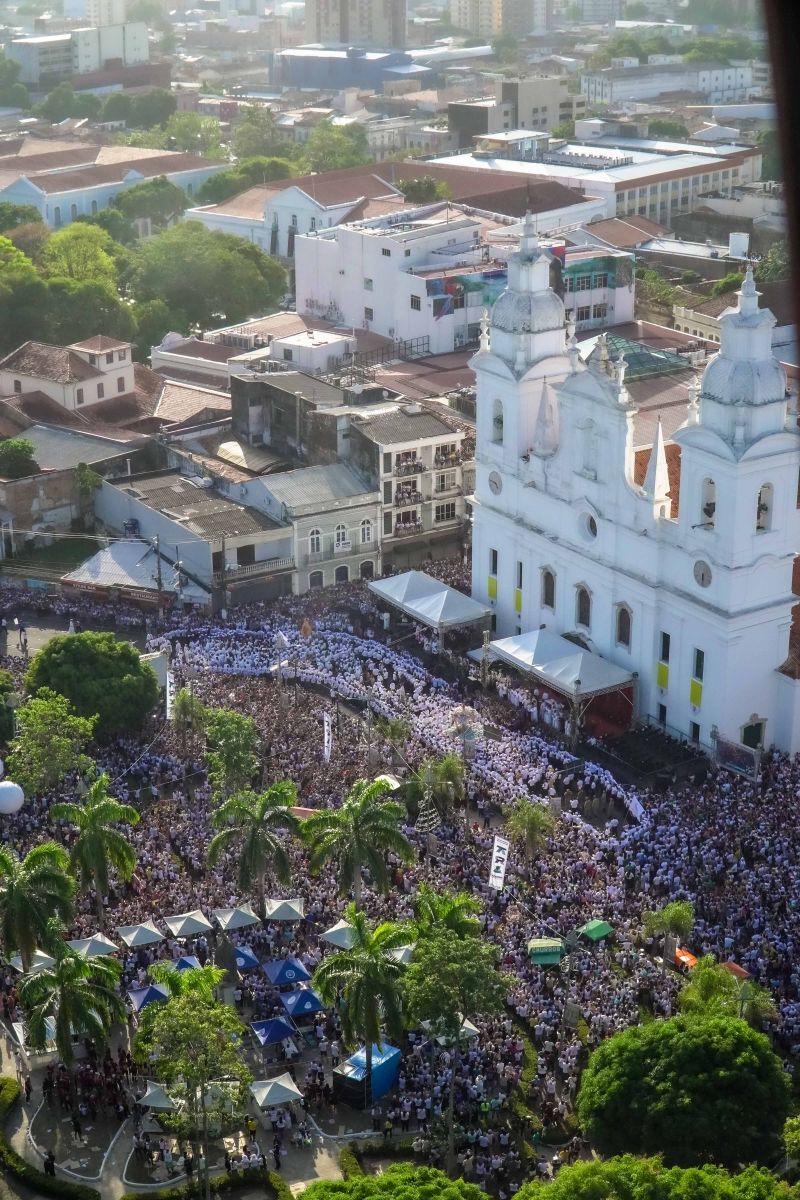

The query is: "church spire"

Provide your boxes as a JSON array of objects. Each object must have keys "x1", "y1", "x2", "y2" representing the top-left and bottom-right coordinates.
[
  {"x1": 532, "y1": 379, "x2": 559, "y2": 458},
  {"x1": 643, "y1": 417, "x2": 670, "y2": 513}
]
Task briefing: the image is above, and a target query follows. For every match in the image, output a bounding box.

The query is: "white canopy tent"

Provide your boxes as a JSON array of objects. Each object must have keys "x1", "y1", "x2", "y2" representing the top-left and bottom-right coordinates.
[
  {"x1": 117, "y1": 920, "x2": 164, "y2": 948},
  {"x1": 250, "y1": 1074, "x2": 303, "y2": 1108},
  {"x1": 320, "y1": 919, "x2": 355, "y2": 949},
  {"x1": 67, "y1": 933, "x2": 119, "y2": 959},
  {"x1": 368, "y1": 572, "x2": 490, "y2": 634},
  {"x1": 212, "y1": 905, "x2": 260, "y2": 932},
  {"x1": 140, "y1": 1082, "x2": 179, "y2": 1111},
  {"x1": 163, "y1": 910, "x2": 213, "y2": 938},
  {"x1": 264, "y1": 898, "x2": 304, "y2": 922},
  {"x1": 10, "y1": 949, "x2": 55, "y2": 974}
]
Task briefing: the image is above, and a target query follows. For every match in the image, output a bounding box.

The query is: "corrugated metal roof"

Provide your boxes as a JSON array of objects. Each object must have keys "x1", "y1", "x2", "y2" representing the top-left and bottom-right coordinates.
[
  {"x1": 22, "y1": 423, "x2": 137, "y2": 469},
  {"x1": 263, "y1": 463, "x2": 377, "y2": 511}
]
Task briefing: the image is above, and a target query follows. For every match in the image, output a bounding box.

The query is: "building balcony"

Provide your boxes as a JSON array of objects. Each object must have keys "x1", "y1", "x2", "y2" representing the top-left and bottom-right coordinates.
[
  {"x1": 214, "y1": 556, "x2": 294, "y2": 585},
  {"x1": 432, "y1": 484, "x2": 463, "y2": 499},
  {"x1": 395, "y1": 490, "x2": 423, "y2": 506},
  {"x1": 433, "y1": 451, "x2": 462, "y2": 467},
  {"x1": 394, "y1": 460, "x2": 423, "y2": 477},
  {"x1": 393, "y1": 521, "x2": 423, "y2": 538}
]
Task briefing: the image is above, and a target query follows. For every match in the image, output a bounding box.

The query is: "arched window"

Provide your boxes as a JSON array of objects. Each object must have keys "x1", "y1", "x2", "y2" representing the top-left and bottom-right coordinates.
[
  {"x1": 360, "y1": 518, "x2": 373, "y2": 545},
  {"x1": 492, "y1": 398, "x2": 504, "y2": 445},
  {"x1": 91, "y1": 200, "x2": 98, "y2": 215},
  {"x1": 616, "y1": 604, "x2": 632, "y2": 648},
  {"x1": 335, "y1": 523, "x2": 348, "y2": 547},
  {"x1": 581, "y1": 419, "x2": 597, "y2": 478},
  {"x1": 360, "y1": 560, "x2": 374, "y2": 579},
  {"x1": 576, "y1": 585, "x2": 591, "y2": 629},
  {"x1": 70, "y1": 203, "x2": 78, "y2": 221},
  {"x1": 309, "y1": 570, "x2": 323, "y2": 589},
  {"x1": 309, "y1": 528, "x2": 321, "y2": 554},
  {"x1": 541, "y1": 569, "x2": 556, "y2": 610},
  {"x1": 756, "y1": 482, "x2": 773, "y2": 531},
  {"x1": 53, "y1": 206, "x2": 62, "y2": 227},
  {"x1": 335, "y1": 565, "x2": 349, "y2": 584},
  {"x1": 701, "y1": 478, "x2": 716, "y2": 528}
]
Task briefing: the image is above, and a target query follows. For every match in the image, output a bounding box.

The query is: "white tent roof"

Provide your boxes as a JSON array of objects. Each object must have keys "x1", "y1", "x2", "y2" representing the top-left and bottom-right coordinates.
[
  {"x1": 10, "y1": 949, "x2": 55, "y2": 974},
  {"x1": 163, "y1": 910, "x2": 213, "y2": 937},
  {"x1": 250, "y1": 1074, "x2": 303, "y2": 1108},
  {"x1": 140, "y1": 1081, "x2": 179, "y2": 1111},
  {"x1": 368, "y1": 571, "x2": 490, "y2": 631},
  {"x1": 489, "y1": 629, "x2": 634, "y2": 699},
  {"x1": 320, "y1": 919, "x2": 355, "y2": 949},
  {"x1": 67, "y1": 933, "x2": 119, "y2": 959},
  {"x1": 212, "y1": 904, "x2": 260, "y2": 931},
  {"x1": 117, "y1": 920, "x2": 164, "y2": 947},
  {"x1": 264, "y1": 898, "x2": 304, "y2": 922}
]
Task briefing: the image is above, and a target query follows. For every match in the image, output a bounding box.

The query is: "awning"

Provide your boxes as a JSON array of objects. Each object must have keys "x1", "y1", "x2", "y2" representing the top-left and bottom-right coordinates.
[
  {"x1": 368, "y1": 571, "x2": 490, "y2": 632},
  {"x1": 140, "y1": 1081, "x2": 179, "y2": 1111},
  {"x1": 264, "y1": 898, "x2": 304, "y2": 922},
  {"x1": 280, "y1": 987, "x2": 324, "y2": 1017},
  {"x1": 320, "y1": 919, "x2": 355, "y2": 949},
  {"x1": 175, "y1": 955, "x2": 202, "y2": 971},
  {"x1": 67, "y1": 933, "x2": 119, "y2": 959},
  {"x1": 723, "y1": 960, "x2": 751, "y2": 980},
  {"x1": 578, "y1": 919, "x2": 613, "y2": 942},
  {"x1": 10, "y1": 949, "x2": 55, "y2": 973},
  {"x1": 250, "y1": 1074, "x2": 303, "y2": 1107},
  {"x1": 213, "y1": 905, "x2": 260, "y2": 931},
  {"x1": 675, "y1": 948, "x2": 698, "y2": 970},
  {"x1": 164, "y1": 910, "x2": 213, "y2": 938},
  {"x1": 528, "y1": 937, "x2": 565, "y2": 965},
  {"x1": 251, "y1": 1018, "x2": 295, "y2": 1048},
  {"x1": 388, "y1": 945, "x2": 414, "y2": 965},
  {"x1": 117, "y1": 920, "x2": 164, "y2": 947},
  {"x1": 489, "y1": 629, "x2": 634, "y2": 700},
  {"x1": 234, "y1": 947, "x2": 261, "y2": 972},
  {"x1": 263, "y1": 957, "x2": 311, "y2": 986},
  {"x1": 128, "y1": 984, "x2": 169, "y2": 1011}
]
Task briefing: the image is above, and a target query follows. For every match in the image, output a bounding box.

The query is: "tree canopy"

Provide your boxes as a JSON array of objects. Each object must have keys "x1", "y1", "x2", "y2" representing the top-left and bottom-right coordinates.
[
  {"x1": 303, "y1": 1164, "x2": 486, "y2": 1200},
  {"x1": 232, "y1": 107, "x2": 295, "y2": 161},
  {"x1": 0, "y1": 53, "x2": 29, "y2": 109},
  {"x1": 0, "y1": 436, "x2": 38, "y2": 479},
  {"x1": 6, "y1": 687, "x2": 95, "y2": 795},
  {"x1": 398, "y1": 176, "x2": 452, "y2": 204},
  {"x1": 576, "y1": 1015, "x2": 790, "y2": 1166},
  {"x1": 25, "y1": 631, "x2": 159, "y2": 738},
  {"x1": 516, "y1": 1156, "x2": 795, "y2": 1200},
  {"x1": 301, "y1": 124, "x2": 371, "y2": 173},
  {"x1": 0, "y1": 203, "x2": 40, "y2": 233},
  {"x1": 42, "y1": 224, "x2": 119, "y2": 288},
  {"x1": 196, "y1": 156, "x2": 295, "y2": 205},
  {"x1": 113, "y1": 176, "x2": 188, "y2": 228}
]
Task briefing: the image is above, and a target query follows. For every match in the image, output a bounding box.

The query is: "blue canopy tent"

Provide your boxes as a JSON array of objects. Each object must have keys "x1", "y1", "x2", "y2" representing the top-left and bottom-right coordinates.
[
  {"x1": 251, "y1": 1018, "x2": 296, "y2": 1048},
  {"x1": 280, "y1": 988, "x2": 324, "y2": 1018},
  {"x1": 264, "y1": 957, "x2": 311, "y2": 986},
  {"x1": 128, "y1": 984, "x2": 169, "y2": 1012},
  {"x1": 175, "y1": 955, "x2": 202, "y2": 971},
  {"x1": 333, "y1": 1044, "x2": 401, "y2": 1109},
  {"x1": 234, "y1": 947, "x2": 261, "y2": 972}
]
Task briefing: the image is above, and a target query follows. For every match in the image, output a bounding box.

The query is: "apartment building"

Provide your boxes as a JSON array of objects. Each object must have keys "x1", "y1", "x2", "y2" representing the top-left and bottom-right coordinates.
[
  {"x1": 449, "y1": 0, "x2": 501, "y2": 38},
  {"x1": 580, "y1": 62, "x2": 754, "y2": 106},
  {"x1": 304, "y1": 0, "x2": 407, "y2": 48},
  {"x1": 8, "y1": 22, "x2": 148, "y2": 85}
]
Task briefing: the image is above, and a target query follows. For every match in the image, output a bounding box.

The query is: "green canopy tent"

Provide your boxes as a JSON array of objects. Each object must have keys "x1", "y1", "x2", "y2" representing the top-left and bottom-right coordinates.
[
  {"x1": 527, "y1": 937, "x2": 565, "y2": 966},
  {"x1": 578, "y1": 919, "x2": 613, "y2": 942}
]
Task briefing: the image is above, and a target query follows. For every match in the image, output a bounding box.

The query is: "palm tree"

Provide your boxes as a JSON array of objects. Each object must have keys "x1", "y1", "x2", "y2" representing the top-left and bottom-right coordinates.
[
  {"x1": 503, "y1": 798, "x2": 555, "y2": 864},
  {"x1": 303, "y1": 778, "x2": 413, "y2": 905},
  {"x1": 52, "y1": 773, "x2": 140, "y2": 926},
  {"x1": 403, "y1": 755, "x2": 465, "y2": 826},
  {"x1": 678, "y1": 955, "x2": 778, "y2": 1027},
  {"x1": 314, "y1": 903, "x2": 408, "y2": 1098},
  {"x1": 412, "y1": 883, "x2": 482, "y2": 940},
  {"x1": 172, "y1": 686, "x2": 206, "y2": 754},
  {"x1": 149, "y1": 961, "x2": 225, "y2": 1001},
  {"x1": 18, "y1": 939, "x2": 124, "y2": 1065},
  {"x1": 207, "y1": 782, "x2": 300, "y2": 919},
  {"x1": 0, "y1": 843, "x2": 74, "y2": 972}
]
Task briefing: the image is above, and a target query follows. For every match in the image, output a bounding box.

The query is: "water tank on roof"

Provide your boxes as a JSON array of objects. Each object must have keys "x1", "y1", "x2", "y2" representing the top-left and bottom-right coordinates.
[{"x1": 346, "y1": 46, "x2": 366, "y2": 58}]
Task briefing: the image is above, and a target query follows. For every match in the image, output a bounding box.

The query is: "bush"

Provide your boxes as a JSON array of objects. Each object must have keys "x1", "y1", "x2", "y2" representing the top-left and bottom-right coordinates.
[
  {"x1": 0, "y1": 1077, "x2": 99, "y2": 1200},
  {"x1": 339, "y1": 1143, "x2": 364, "y2": 1178},
  {"x1": 121, "y1": 1167, "x2": 292, "y2": 1200}
]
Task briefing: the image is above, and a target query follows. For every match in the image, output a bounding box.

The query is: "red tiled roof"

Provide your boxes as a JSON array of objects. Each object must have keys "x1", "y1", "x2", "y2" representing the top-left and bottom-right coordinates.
[
  {"x1": 584, "y1": 214, "x2": 671, "y2": 248},
  {"x1": 70, "y1": 335, "x2": 132, "y2": 352},
  {"x1": 0, "y1": 341, "x2": 102, "y2": 384}
]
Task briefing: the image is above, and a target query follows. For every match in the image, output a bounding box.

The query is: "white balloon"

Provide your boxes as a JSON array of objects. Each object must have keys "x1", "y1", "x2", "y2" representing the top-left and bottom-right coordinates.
[{"x1": 0, "y1": 781, "x2": 24, "y2": 814}]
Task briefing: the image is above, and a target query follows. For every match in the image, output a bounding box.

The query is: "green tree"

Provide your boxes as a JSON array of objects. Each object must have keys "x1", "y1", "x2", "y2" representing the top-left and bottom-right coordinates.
[
  {"x1": 171, "y1": 685, "x2": 206, "y2": 753},
  {"x1": 51, "y1": 772, "x2": 140, "y2": 926},
  {"x1": 0, "y1": 269, "x2": 49, "y2": 354},
  {"x1": 132, "y1": 297, "x2": 176, "y2": 359},
  {"x1": 130, "y1": 89, "x2": 177, "y2": 129},
  {"x1": 6, "y1": 221, "x2": 50, "y2": 265},
  {"x1": 195, "y1": 156, "x2": 294, "y2": 205},
  {"x1": 163, "y1": 111, "x2": 223, "y2": 156},
  {"x1": 551, "y1": 119, "x2": 575, "y2": 139},
  {"x1": 492, "y1": 33, "x2": 517, "y2": 61},
  {"x1": 35, "y1": 82, "x2": 101, "y2": 122},
  {"x1": 678, "y1": 955, "x2": 778, "y2": 1027},
  {"x1": 303, "y1": 777, "x2": 413, "y2": 905},
  {"x1": 754, "y1": 242, "x2": 790, "y2": 283},
  {"x1": 0, "y1": 235, "x2": 36, "y2": 276},
  {"x1": 100, "y1": 91, "x2": 133, "y2": 123},
  {"x1": 314, "y1": 903, "x2": 409, "y2": 1096},
  {"x1": 711, "y1": 271, "x2": 744, "y2": 297},
  {"x1": 25, "y1": 631, "x2": 159, "y2": 738},
  {"x1": 0, "y1": 53, "x2": 29, "y2": 108},
  {"x1": 207, "y1": 783, "x2": 300, "y2": 918},
  {"x1": 303, "y1": 1164, "x2": 485, "y2": 1200},
  {"x1": 44, "y1": 277, "x2": 136, "y2": 345},
  {"x1": 785, "y1": 1116, "x2": 800, "y2": 1161},
  {"x1": 301, "y1": 123, "x2": 371, "y2": 173},
  {"x1": 0, "y1": 436, "x2": 38, "y2": 480},
  {"x1": 411, "y1": 882, "x2": 481, "y2": 939},
  {"x1": 6, "y1": 687, "x2": 95, "y2": 795},
  {"x1": 403, "y1": 753, "x2": 464, "y2": 824},
  {"x1": 515, "y1": 1155, "x2": 795, "y2": 1200},
  {"x1": 398, "y1": 176, "x2": 452, "y2": 204},
  {"x1": 113, "y1": 175, "x2": 188, "y2": 227},
  {"x1": 643, "y1": 899, "x2": 694, "y2": 941},
  {"x1": 149, "y1": 960, "x2": 224, "y2": 999},
  {"x1": 504, "y1": 797, "x2": 555, "y2": 864},
  {"x1": 576, "y1": 1015, "x2": 791, "y2": 1166},
  {"x1": 74, "y1": 208, "x2": 136, "y2": 245},
  {"x1": 134, "y1": 993, "x2": 251, "y2": 1200},
  {"x1": 0, "y1": 203, "x2": 40, "y2": 233},
  {"x1": 0, "y1": 844, "x2": 74, "y2": 971},
  {"x1": 203, "y1": 707, "x2": 259, "y2": 800},
  {"x1": 42, "y1": 224, "x2": 118, "y2": 288},
  {"x1": 19, "y1": 938, "x2": 124, "y2": 1064},
  {"x1": 232, "y1": 107, "x2": 293, "y2": 161},
  {"x1": 756, "y1": 128, "x2": 782, "y2": 182},
  {"x1": 402, "y1": 928, "x2": 507, "y2": 1172},
  {"x1": 648, "y1": 119, "x2": 689, "y2": 139},
  {"x1": 74, "y1": 461, "x2": 103, "y2": 498},
  {"x1": 129, "y1": 221, "x2": 286, "y2": 327}
]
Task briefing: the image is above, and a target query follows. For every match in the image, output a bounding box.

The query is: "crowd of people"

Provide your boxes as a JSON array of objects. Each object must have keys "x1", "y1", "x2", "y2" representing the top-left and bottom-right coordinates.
[{"x1": 0, "y1": 568, "x2": 799, "y2": 1185}]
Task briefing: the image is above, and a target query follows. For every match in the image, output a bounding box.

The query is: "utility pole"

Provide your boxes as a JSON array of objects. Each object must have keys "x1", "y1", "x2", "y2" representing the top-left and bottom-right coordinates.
[{"x1": 154, "y1": 534, "x2": 163, "y2": 614}]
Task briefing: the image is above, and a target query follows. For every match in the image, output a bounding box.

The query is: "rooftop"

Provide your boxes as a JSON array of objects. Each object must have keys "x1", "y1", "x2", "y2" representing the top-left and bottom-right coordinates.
[
  {"x1": 431, "y1": 147, "x2": 738, "y2": 186},
  {"x1": 262, "y1": 463, "x2": 378, "y2": 512},
  {"x1": 18, "y1": 424, "x2": 142, "y2": 470},
  {"x1": 62, "y1": 541, "x2": 208, "y2": 601},
  {"x1": 0, "y1": 341, "x2": 101, "y2": 384},
  {"x1": 581, "y1": 214, "x2": 671, "y2": 248},
  {"x1": 113, "y1": 472, "x2": 284, "y2": 539},
  {"x1": 353, "y1": 406, "x2": 461, "y2": 445}
]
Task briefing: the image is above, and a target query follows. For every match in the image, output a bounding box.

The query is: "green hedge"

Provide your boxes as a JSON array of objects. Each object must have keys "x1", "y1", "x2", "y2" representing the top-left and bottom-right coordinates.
[
  {"x1": 121, "y1": 1166, "x2": 292, "y2": 1200},
  {"x1": 0, "y1": 1076, "x2": 100, "y2": 1200},
  {"x1": 339, "y1": 1143, "x2": 364, "y2": 1179},
  {"x1": 360, "y1": 1137, "x2": 415, "y2": 1159}
]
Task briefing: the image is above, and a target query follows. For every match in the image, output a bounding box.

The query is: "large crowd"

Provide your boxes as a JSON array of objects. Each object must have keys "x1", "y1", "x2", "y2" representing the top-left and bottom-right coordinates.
[{"x1": 0, "y1": 569, "x2": 799, "y2": 1184}]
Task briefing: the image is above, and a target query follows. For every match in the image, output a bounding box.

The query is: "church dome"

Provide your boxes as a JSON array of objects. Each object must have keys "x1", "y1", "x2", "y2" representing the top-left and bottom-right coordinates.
[
  {"x1": 701, "y1": 353, "x2": 786, "y2": 406},
  {"x1": 491, "y1": 287, "x2": 565, "y2": 335}
]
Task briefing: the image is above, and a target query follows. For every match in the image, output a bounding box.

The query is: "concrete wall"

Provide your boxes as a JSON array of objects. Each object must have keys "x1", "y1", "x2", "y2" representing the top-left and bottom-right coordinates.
[{"x1": 95, "y1": 480, "x2": 213, "y2": 588}]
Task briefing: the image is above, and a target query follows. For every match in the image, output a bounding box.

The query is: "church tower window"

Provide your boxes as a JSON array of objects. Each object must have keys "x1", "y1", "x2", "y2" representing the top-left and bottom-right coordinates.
[
  {"x1": 616, "y1": 605, "x2": 632, "y2": 648},
  {"x1": 576, "y1": 586, "x2": 591, "y2": 630},
  {"x1": 700, "y1": 478, "x2": 716, "y2": 528},
  {"x1": 542, "y1": 569, "x2": 555, "y2": 610},
  {"x1": 756, "y1": 483, "x2": 773, "y2": 531},
  {"x1": 492, "y1": 399, "x2": 504, "y2": 445}
]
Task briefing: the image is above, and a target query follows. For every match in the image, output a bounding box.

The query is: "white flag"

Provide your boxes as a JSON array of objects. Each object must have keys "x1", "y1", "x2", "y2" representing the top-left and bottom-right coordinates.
[
  {"x1": 165, "y1": 671, "x2": 175, "y2": 720},
  {"x1": 488, "y1": 834, "x2": 510, "y2": 890},
  {"x1": 323, "y1": 711, "x2": 332, "y2": 762}
]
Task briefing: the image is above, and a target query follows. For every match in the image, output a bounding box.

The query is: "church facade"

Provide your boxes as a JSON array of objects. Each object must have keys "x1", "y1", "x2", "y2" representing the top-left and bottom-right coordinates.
[{"x1": 471, "y1": 214, "x2": 800, "y2": 753}]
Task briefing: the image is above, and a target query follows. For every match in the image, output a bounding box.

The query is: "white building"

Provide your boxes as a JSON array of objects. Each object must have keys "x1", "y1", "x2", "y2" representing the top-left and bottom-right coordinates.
[
  {"x1": 8, "y1": 22, "x2": 148, "y2": 85},
  {"x1": 471, "y1": 215, "x2": 800, "y2": 753},
  {"x1": 85, "y1": 0, "x2": 126, "y2": 26},
  {"x1": 580, "y1": 62, "x2": 754, "y2": 106}
]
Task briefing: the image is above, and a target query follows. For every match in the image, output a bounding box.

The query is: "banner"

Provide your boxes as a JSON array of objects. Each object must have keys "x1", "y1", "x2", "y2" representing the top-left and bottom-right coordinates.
[
  {"x1": 323, "y1": 711, "x2": 332, "y2": 763},
  {"x1": 165, "y1": 670, "x2": 175, "y2": 720},
  {"x1": 488, "y1": 835, "x2": 510, "y2": 891}
]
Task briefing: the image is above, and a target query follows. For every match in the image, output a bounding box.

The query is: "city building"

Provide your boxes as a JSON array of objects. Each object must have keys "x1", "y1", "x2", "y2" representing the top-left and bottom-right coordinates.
[
  {"x1": 304, "y1": 0, "x2": 407, "y2": 49},
  {"x1": 8, "y1": 22, "x2": 149, "y2": 86},
  {"x1": 580, "y1": 62, "x2": 754, "y2": 106},
  {"x1": 673, "y1": 279, "x2": 794, "y2": 358},
  {"x1": 449, "y1": 0, "x2": 502, "y2": 39},
  {"x1": 448, "y1": 98, "x2": 517, "y2": 150},
  {"x1": 501, "y1": 0, "x2": 551, "y2": 37},
  {"x1": 85, "y1": 0, "x2": 127, "y2": 26},
  {"x1": 294, "y1": 202, "x2": 630, "y2": 355},
  {"x1": 497, "y1": 78, "x2": 587, "y2": 133},
  {"x1": 470, "y1": 215, "x2": 800, "y2": 753},
  {"x1": 431, "y1": 131, "x2": 762, "y2": 222},
  {"x1": 272, "y1": 48, "x2": 428, "y2": 93}
]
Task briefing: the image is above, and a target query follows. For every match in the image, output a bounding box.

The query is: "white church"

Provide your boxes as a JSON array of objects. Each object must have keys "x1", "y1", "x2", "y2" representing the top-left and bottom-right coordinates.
[{"x1": 471, "y1": 213, "x2": 800, "y2": 754}]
